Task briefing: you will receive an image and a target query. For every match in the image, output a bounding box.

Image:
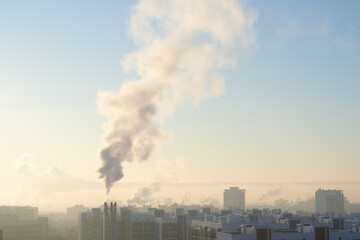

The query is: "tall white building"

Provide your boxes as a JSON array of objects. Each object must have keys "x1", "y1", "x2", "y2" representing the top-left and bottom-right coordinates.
[
  {"x1": 223, "y1": 187, "x2": 245, "y2": 210},
  {"x1": 315, "y1": 188, "x2": 345, "y2": 214}
]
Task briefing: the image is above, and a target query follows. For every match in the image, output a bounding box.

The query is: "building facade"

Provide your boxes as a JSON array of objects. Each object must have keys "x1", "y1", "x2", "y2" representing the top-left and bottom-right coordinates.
[
  {"x1": 0, "y1": 215, "x2": 48, "y2": 240},
  {"x1": 224, "y1": 187, "x2": 246, "y2": 210},
  {"x1": 0, "y1": 206, "x2": 38, "y2": 221},
  {"x1": 315, "y1": 189, "x2": 344, "y2": 214},
  {"x1": 79, "y1": 208, "x2": 103, "y2": 240}
]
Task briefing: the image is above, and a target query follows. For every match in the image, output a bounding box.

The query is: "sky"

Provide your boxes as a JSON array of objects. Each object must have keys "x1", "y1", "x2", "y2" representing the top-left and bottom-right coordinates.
[{"x1": 0, "y1": 0, "x2": 359, "y2": 211}]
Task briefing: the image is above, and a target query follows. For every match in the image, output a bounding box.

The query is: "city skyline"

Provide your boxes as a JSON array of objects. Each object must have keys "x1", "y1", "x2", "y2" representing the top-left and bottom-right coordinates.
[
  {"x1": 1, "y1": 0, "x2": 360, "y2": 210},
  {"x1": 0, "y1": 193, "x2": 358, "y2": 240}
]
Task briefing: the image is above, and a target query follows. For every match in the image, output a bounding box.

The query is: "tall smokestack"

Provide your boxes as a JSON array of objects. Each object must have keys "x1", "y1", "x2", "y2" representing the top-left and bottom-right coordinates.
[{"x1": 97, "y1": 0, "x2": 257, "y2": 194}]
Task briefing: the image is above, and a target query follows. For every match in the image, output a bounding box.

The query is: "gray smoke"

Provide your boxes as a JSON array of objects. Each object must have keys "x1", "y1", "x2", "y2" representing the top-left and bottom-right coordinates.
[
  {"x1": 201, "y1": 196, "x2": 220, "y2": 207},
  {"x1": 127, "y1": 182, "x2": 161, "y2": 206},
  {"x1": 259, "y1": 188, "x2": 282, "y2": 201},
  {"x1": 97, "y1": 0, "x2": 257, "y2": 194}
]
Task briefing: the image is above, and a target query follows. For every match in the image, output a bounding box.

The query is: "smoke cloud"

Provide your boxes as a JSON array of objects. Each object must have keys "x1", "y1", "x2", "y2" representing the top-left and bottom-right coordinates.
[
  {"x1": 97, "y1": 0, "x2": 257, "y2": 194},
  {"x1": 201, "y1": 196, "x2": 220, "y2": 207},
  {"x1": 259, "y1": 188, "x2": 282, "y2": 201},
  {"x1": 127, "y1": 182, "x2": 161, "y2": 206}
]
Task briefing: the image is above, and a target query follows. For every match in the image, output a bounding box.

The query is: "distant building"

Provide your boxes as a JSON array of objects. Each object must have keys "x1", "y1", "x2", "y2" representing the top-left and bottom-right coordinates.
[
  {"x1": 176, "y1": 215, "x2": 187, "y2": 240},
  {"x1": 120, "y1": 207, "x2": 131, "y2": 240},
  {"x1": 192, "y1": 212, "x2": 360, "y2": 240},
  {"x1": 156, "y1": 219, "x2": 177, "y2": 240},
  {"x1": 149, "y1": 208, "x2": 165, "y2": 219},
  {"x1": 79, "y1": 208, "x2": 103, "y2": 240},
  {"x1": 315, "y1": 189, "x2": 345, "y2": 214},
  {"x1": 187, "y1": 210, "x2": 198, "y2": 219},
  {"x1": 0, "y1": 215, "x2": 48, "y2": 240},
  {"x1": 80, "y1": 203, "x2": 163, "y2": 240},
  {"x1": 189, "y1": 219, "x2": 221, "y2": 240},
  {"x1": 202, "y1": 208, "x2": 211, "y2": 215},
  {"x1": 132, "y1": 220, "x2": 156, "y2": 240},
  {"x1": 67, "y1": 204, "x2": 89, "y2": 224},
  {"x1": 0, "y1": 206, "x2": 38, "y2": 220},
  {"x1": 223, "y1": 187, "x2": 245, "y2": 210},
  {"x1": 175, "y1": 208, "x2": 184, "y2": 216}
]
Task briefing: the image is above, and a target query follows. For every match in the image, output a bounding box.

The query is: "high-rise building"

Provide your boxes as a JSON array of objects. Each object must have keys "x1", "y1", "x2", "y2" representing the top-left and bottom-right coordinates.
[
  {"x1": 223, "y1": 187, "x2": 246, "y2": 210},
  {"x1": 67, "y1": 205, "x2": 89, "y2": 222},
  {"x1": 120, "y1": 207, "x2": 131, "y2": 240},
  {"x1": 176, "y1": 215, "x2": 187, "y2": 240},
  {"x1": 156, "y1": 220, "x2": 178, "y2": 240},
  {"x1": 0, "y1": 206, "x2": 38, "y2": 220},
  {"x1": 0, "y1": 215, "x2": 48, "y2": 240},
  {"x1": 132, "y1": 221, "x2": 156, "y2": 240},
  {"x1": 315, "y1": 189, "x2": 345, "y2": 214},
  {"x1": 79, "y1": 208, "x2": 103, "y2": 240}
]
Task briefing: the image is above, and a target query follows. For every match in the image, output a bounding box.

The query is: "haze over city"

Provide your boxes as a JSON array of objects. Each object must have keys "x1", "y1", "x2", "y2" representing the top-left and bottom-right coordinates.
[{"x1": 1, "y1": 0, "x2": 360, "y2": 214}]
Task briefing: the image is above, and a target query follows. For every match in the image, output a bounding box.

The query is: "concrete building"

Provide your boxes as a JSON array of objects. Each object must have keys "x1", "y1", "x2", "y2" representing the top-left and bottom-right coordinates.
[
  {"x1": 120, "y1": 207, "x2": 131, "y2": 240},
  {"x1": 149, "y1": 209, "x2": 165, "y2": 219},
  {"x1": 224, "y1": 187, "x2": 246, "y2": 210},
  {"x1": 155, "y1": 213, "x2": 189, "y2": 240},
  {"x1": 176, "y1": 215, "x2": 187, "y2": 240},
  {"x1": 156, "y1": 219, "x2": 177, "y2": 240},
  {"x1": 79, "y1": 208, "x2": 103, "y2": 240},
  {"x1": 191, "y1": 211, "x2": 360, "y2": 240},
  {"x1": 67, "y1": 204, "x2": 89, "y2": 222},
  {"x1": 80, "y1": 207, "x2": 181, "y2": 240},
  {"x1": 216, "y1": 225, "x2": 360, "y2": 240},
  {"x1": 0, "y1": 215, "x2": 48, "y2": 240},
  {"x1": 132, "y1": 220, "x2": 156, "y2": 240},
  {"x1": 0, "y1": 206, "x2": 38, "y2": 221},
  {"x1": 189, "y1": 220, "x2": 222, "y2": 240},
  {"x1": 315, "y1": 189, "x2": 345, "y2": 214}
]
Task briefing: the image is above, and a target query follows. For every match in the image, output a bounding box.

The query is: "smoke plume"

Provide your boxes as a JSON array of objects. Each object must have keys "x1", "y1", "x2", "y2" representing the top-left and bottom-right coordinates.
[
  {"x1": 201, "y1": 196, "x2": 220, "y2": 207},
  {"x1": 259, "y1": 188, "x2": 282, "y2": 201},
  {"x1": 97, "y1": 0, "x2": 257, "y2": 194},
  {"x1": 127, "y1": 182, "x2": 161, "y2": 206}
]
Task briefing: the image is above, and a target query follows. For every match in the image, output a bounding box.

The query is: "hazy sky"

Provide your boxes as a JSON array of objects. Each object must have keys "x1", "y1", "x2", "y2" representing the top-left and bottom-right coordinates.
[{"x1": 1, "y1": 0, "x2": 359, "y2": 211}]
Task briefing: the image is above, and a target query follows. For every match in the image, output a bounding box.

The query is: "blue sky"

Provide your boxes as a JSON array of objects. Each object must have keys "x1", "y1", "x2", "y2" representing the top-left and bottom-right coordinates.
[{"x1": 0, "y1": 0, "x2": 359, "y2": 209}]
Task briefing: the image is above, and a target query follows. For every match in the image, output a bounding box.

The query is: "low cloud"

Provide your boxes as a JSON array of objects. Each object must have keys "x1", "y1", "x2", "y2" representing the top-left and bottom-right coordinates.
[
  {"x1": 16, "y1": 154, "x2": 101, "y2": 198},
  {"x1": 293, "y1": 180, "x2": 360, "y2": 186}
]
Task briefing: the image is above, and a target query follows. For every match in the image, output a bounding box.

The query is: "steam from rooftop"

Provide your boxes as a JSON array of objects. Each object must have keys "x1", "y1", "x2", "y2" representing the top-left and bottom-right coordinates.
[{"x1": 97, "y1": 0, "x2": 257, "y2": 194}]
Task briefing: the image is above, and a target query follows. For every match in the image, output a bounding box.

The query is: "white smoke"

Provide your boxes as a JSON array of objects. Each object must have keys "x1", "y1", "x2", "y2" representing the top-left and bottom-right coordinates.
[
  {"x1": 259, "y1": 188, "x2": 282, "y2": 201},
  {"x1": 97, "y1": 0, "x2": 257, "y2": 194},
  {"x1": 127, "y1": 182, "x2": 161, "y2": 206},
  {"x1": 201, "y1": 196, "x2": 220, "y2": 207}
]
